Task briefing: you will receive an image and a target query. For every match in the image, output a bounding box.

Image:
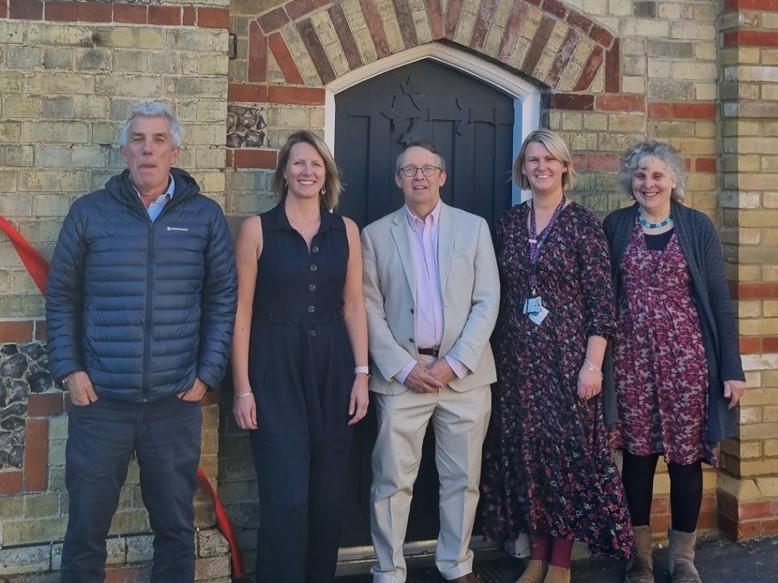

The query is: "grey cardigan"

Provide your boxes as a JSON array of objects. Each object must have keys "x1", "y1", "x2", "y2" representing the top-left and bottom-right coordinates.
[{"x1": 602, "y1": 201, "x2": 745, "y2": 443}]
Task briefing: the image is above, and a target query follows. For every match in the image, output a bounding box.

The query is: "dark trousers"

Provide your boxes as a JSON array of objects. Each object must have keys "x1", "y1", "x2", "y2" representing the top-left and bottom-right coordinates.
[
  {"x1": 60, "y1": 395, "x2": 202, "y2": 583},
  {"x1": 250, "y1": 409, "x2": 354, "y2": 583}
]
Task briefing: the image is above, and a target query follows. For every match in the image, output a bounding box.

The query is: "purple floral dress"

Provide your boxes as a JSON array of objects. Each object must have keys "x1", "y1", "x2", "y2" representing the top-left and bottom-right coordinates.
[
  {"x1": 481, "y1": 202, "x2": 634, "y2": 559},
  {"x1": 610, "y1": 219, "x2": 715, "y2": 466}
]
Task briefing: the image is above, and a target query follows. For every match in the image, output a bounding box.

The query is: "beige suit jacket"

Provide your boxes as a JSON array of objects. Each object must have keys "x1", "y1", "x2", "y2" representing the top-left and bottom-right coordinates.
[{"x1": 361, "y1": 203, "x2": 500, "y2": 396}]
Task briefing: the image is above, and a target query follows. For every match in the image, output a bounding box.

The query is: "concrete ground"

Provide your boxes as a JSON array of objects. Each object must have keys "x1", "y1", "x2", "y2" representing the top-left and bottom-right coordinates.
[{"x1": 336, "y1": 534, "x2": 778, "y2": 582}]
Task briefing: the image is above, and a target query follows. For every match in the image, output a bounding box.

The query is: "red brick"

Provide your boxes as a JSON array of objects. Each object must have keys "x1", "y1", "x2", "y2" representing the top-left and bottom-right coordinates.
[
  {"x1": 596, "y1": 94, "x2": 645, "y2": 112},
  {"x1": 329, "y1": 3, "x2": 362, "y2": 70},
  {"x1": 695, "y1": 157, "x2": 716, "y2": 172},
  {"x1": 761, "y1": 517, "x2": 778, "y2": 536},
  {"x1": 739, "y1": 336, "x2": 761, "y2": 354},
  {"x1": 286, "y1": 0, "x2": 317, "y2": 21},
  {"x1": 445, "y1": 0, "x2": 464, "y2": 38},
  {"x1": 697, "y1": 507, "x2": 717, "y2": 530},
  {"x1": 571, "y1": 154, "x2": 586, "y2": 170},
  {"x1": 393, "y1": 0, "x2": 419, "y2": 49},
  {"x1": 728, "y1": 0, "x2": 778, "y2": 11},
  {"x1": 566, "y1": 10, "x2": 593, "y2": 33},
  {"x1": 44, "y1": 1, "x2": 79, "y2": 22},
  {"x1": 549, "y1": 93, "x2": 594, "y2": 110},
  {"x1": 35, "y1": 320, "x2": 47, "y2": 341},
  {"x1": 148, "y1": 5, "x2": 181, "y2": 26},
  {"x1": 267, "y1": 85, "x2": 325, "y2": 105},
  {"x1": 725, "y1": 30, "x2": 778, "y2": 48},
  {"x1": 0, "y1": 0, "x2": 6, "y2": 19},
  {"x1": 114, "y1": 3, "x2": 147, "y2": 24},
  {"x1": 573, "y1": 45, "x2": 603, "y2": 91},
  {"x1": 672, "y1": 103, "x2": 716, "y2": 120},
  {"x1": 650, "y1": 513, "x2": 671, "y2": 533},
  {"x1": 234, "y1": 150, "x2": 278, "y2": 169},
  {"x1": 360, "y1": 0, "x2": 391, "y2": 59},
  {"x1": 546, "y1": 28, "x2": 581, "y2": 88},
  {"x1": 734, "y1": 282, "x2": 778, "y2": 300},
  {"x1": 543, "y1": 0, "x2": 568, "y2": 19},
  {"x1": 762, "y1": 335, "x2": 778, "y2": 352},
  {"x1": 105, "y1": 565, "x2": 152, "y2": 583},
  {"x1": 737, "y1": 519, "x2": 763, "y2": 540},
  {"x1": 296, "y1": 19, "x2": 335, "y2": 84},
  {"x1": 248, "y1": 21, "x2": 267, "y2": 83},
  {"x1": 590, "y1": 23, "x2": 613, "y2": 47},
  {"x1": 522, "y1": 14, "x2": 555, "y2": 75},
  {"x1": 23, "y1": 418, "x2": 48, "y2": 492},
  {"x1": 79, "y1": 2, "x2": 112, "y2": 23},
  {"x1": 649, "y1": 102, "x2": 672, "y2": 118},
  {"x1": 28, "y1": 393, "x2": 66, "y2": 417},
  {"x1": 183, "y1": 6, "x2": 196, "y2": 26},
  {"x1": 497, "y1": 1, "x2": 527, "y2": 61},
  {"x1": 10, "y1": 0, "x2": 42, "y2": 20},
  {"x1": 738, "y1": 500, "x2": 778, "y2": 520},
  {"x1": 0, "y1": 320, "x2": 34, "y2": 342},
  {"x1": 469, "y1": 0, "x2": 497, "y2": 50},
  {"x1": 0, "y1": 470, "x2": 22, "y2": 495},
  {"x1": 226, "y1": 150, "x2": 234, "y2": 168},
  {"x1": 426, "y1": 0, "x2": 445, "y2": 40},
  {"x1": 268, "y1": 32, "x2": 306, "y2": 85},
  {"x1": 258, "y1": 6, "x2": 288, "y2": 32},
  {"x1": 587, "y1": 153, "x2": 619, "y2": 171},
  {"x1": 228, "y1": 83, "x2": 268, "y2": 103},
  {"x1": 605, "y1": 39, "x2": 620, "y2": 93},
  {"x1": 197, "y1": 7, "x2": 228, "y2": 29},
  {"x1": 650, "y1": 497, "x2": 669, "y2": 515}
]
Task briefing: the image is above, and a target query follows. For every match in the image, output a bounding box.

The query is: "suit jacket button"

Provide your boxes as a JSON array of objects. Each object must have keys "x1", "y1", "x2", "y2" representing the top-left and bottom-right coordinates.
[
  {"x1": 410, "y1": 308, "x2": 414, "y2": 314},
  {"x1": 409, "y1": 338, "x2": 415, "y2": 344}
]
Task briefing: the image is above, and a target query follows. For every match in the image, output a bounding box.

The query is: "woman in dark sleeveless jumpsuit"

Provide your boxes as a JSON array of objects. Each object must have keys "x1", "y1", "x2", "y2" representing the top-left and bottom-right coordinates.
[{"x1": 231, "y1": 131, "x2": 369, "y2": 582}]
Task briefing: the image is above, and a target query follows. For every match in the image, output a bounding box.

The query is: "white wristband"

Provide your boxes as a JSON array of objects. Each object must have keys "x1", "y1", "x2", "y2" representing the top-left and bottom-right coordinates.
[{"x1": 354, "y1": 366, "x2": 370, "y2": 376}]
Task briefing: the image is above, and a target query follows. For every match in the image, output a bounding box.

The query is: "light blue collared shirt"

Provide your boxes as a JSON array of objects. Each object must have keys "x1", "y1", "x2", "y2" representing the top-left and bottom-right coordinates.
[{"x1": 134, "y1": 175, "x2": 175, "y2": 222}]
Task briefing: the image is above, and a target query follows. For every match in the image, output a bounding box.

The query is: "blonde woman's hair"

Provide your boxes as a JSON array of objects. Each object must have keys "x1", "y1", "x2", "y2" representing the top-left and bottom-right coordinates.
[
  {"x1": 513, "y1": 129, "x2": 577, "y2": 190},
  {"x1": 272, "y1": 131, "x2": 343, "y2": 210}
]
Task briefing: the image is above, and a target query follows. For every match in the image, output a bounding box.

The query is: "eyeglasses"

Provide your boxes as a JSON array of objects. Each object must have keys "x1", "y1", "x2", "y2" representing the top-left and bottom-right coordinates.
[{"x1": 397, "y1": 165, "x2": 441, "y2": 177}]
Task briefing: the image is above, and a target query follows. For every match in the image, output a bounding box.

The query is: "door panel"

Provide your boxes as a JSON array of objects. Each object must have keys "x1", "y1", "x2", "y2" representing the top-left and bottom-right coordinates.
[{"x1": 334, "y1": 58, "x2": 515, "y2": 550}]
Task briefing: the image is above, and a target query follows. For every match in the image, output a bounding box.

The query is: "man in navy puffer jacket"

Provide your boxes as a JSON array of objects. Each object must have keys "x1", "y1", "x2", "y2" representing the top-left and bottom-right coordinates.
[{"x1": 46, "y1": 102, "x2": 237, "y2": 583}]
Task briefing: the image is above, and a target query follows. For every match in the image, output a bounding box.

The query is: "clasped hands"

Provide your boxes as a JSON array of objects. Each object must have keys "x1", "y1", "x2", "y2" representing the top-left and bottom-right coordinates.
[{"x1": 405, "y1": 359, "x2": 456, "y2": 393}]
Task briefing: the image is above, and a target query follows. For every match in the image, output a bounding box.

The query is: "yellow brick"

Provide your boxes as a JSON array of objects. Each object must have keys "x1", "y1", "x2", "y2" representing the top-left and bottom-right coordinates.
[
  {"x1": 740, "y1": 440, "x2": 764, "y2": 459},
  {"x1": 738, "y1": 300, "x2": 763, "y2": 318},
  {"x1": 739, "y1": 422, "x2": 778, "y2": 440},
  {"x1": 738, "y1": 210, "x2": 778, "y2": 227},
  {"x1": 764, "y1": 265, "x2": 778, "y2": 281},
  {"x1": 740, "y1": 406, "x2": 764, "y2": 424},
  {"x1": 28, "y1": 72, "x2": 95, "y2": 95},
  {"x1": 764, "y1": 406, "x2": 778, "y2": 422},
  {"x1": 764, "y1": 441, "x2": 778, "y2": 457},
  {"x1": 739, "y1": 459, "x2": 778, "y2": 476}
]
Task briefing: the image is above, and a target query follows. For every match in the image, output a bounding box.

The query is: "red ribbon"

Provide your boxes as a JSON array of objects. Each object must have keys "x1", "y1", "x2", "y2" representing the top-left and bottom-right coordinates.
[{"x1": 0, "y1": 216, "x2": 244, "y2": 579}]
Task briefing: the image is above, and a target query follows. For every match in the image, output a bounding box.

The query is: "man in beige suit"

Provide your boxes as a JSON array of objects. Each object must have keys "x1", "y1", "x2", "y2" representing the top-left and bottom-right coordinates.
[{"x1": 361, "y1": 142, "x2": 500, "y2": 583}]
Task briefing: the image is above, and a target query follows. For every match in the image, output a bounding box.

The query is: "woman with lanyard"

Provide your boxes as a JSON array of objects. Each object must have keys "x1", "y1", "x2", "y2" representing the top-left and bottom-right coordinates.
[{"x1": 481, "y1": 130, "x2": 634, "y2": 583}]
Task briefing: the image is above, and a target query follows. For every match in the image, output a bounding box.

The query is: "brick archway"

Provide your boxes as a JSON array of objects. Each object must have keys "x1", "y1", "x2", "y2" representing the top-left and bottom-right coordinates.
[{"x1": 245, "y1": 0, "x2": 618, "y2": 92}]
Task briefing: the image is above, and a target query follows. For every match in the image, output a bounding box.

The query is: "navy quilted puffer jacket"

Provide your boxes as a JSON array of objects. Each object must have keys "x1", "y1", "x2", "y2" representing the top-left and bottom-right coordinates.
[{"x1": 46, "y1": 168, "x2": 237, "y2": 402}]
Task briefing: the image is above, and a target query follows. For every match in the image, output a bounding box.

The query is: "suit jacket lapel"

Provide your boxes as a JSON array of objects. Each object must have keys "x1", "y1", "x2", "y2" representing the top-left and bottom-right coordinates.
[
  {"x1": 438, "y1": 203, "x2": 456, "y2": 293},
  {"x1": 391, "y1": 209, "x2": 416, "y2": 303}
]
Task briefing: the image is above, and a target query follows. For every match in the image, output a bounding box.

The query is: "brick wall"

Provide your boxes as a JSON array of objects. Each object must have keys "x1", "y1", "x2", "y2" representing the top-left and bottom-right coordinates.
[
  {"x1": 717, "y1": 0, "x2": 778, "y2": 540},
  {"x1": 0, "y1": 1, "x2": 232, "y2": 579}
]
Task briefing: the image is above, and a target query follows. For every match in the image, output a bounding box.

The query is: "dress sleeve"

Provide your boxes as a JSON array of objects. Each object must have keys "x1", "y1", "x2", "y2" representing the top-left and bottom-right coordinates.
[{"x1": 576, "y1": 210, "x2": 617, "y2": 340}]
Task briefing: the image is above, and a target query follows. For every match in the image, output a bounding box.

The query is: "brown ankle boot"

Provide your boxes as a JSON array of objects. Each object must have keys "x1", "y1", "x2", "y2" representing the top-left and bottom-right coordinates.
[
  {"x1": 668, "y1": 528, "x2": 701, "y2": 583},
  {"x1": 515, "y1": 559, "x2": 547, "y2": 583},
  {"x1": 625, "y1": 525, "x2": 654, "y2": 583},
  {"x1": 542, "y1": 565, "x2": 571, "y2": 583}
]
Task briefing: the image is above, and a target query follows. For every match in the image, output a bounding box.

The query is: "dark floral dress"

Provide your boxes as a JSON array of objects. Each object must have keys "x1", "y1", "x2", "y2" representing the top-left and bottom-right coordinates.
[
  {"x1": 481, "y1": 201, "x2": 634, "y2": 559},
  {"x1": 610, "y1": 219, "x2": 715, "y2": 466}
]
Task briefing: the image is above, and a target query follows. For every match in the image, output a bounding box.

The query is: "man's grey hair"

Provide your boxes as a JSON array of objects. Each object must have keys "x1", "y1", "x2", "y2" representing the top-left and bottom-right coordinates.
[{"x1": 120, "y1": 102, "x2": 182, "y2": 149}]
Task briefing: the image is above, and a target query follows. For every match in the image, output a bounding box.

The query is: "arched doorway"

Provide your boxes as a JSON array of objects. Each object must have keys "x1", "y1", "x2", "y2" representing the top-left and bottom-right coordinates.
[{"x1": 330, "y1": 50, "x2": 540, "y2": 568}]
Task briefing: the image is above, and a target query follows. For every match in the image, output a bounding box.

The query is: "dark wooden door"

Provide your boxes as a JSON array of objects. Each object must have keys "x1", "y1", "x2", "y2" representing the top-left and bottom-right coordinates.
[{"x1": 335, "y1": 59, "x2": 514, "y2": 550}]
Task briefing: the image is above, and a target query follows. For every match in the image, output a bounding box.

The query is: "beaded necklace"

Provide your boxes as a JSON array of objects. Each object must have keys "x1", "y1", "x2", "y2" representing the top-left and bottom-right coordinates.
[{"x1": 638, "y1": 213, "x2": 672, "y2": 229}]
